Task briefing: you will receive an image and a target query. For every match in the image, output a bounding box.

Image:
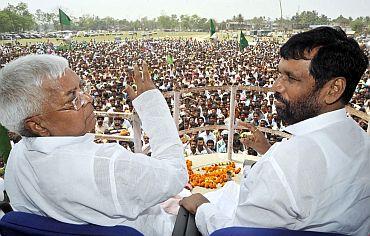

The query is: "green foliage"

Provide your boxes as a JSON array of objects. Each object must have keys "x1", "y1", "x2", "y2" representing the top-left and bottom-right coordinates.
[
  {"x1": 333, "y1": 15, "x2": 352, "y2": 27},
  {"x1": 0, "y1": 11, "x2": 12, "y2": 32},
  {"x1": 34, "y1": 10, "x2": 58, "y2": 32},
  {"x1": 0, "y1": 3, "x2": 369, "y2": 34},
  {"x1": 157, "y1": 15, "x2": 177, "y2": 29},
  {"x1": 350, "y1": 17, "x2": 370, "y2": 33},
  {"x1": 0, "y1": 2, "x2": 35, "y2": 33},
  {"x1": 250, "y1": 16, "x2": 268, "y2": 29},
  {"x1": 291, "y1": 10, "x2": 330, "y2": 29}
]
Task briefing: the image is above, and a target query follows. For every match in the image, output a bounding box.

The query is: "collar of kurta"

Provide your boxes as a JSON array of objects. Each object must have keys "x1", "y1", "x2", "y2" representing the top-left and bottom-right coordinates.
[
  {"x1": 21, "y1": 133, "x2": 95, "y2": 154},
  {"x1": 283, "y1": 108, "x2": 348, "y2": 136}
]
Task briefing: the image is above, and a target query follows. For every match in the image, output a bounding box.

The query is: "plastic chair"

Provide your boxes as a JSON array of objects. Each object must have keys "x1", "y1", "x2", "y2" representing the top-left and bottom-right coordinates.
[
  {"x1": 172, "y1": 206, "x2": 201, "y2": 236},
  {"x1": 172, "y1": 206, "x2": 345, "y2": 236},
  {"x1": 0, "y1": 211, "x2": 143, "y2": 236},
  {"x1": 210, "y1": 227, "x2": 346, "y2": 236}
]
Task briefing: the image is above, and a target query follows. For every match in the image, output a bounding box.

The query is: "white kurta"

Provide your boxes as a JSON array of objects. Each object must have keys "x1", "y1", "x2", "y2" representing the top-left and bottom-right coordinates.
[
  {"x1": 5, "y1": 89, "x2": 188, "y2": 236},
  {"x1": 196, "y1": 109, "x2": 370, "y2": 236}
]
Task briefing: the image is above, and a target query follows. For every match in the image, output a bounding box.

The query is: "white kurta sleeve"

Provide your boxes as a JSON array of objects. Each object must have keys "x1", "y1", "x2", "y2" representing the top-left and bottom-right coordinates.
[
  {"x1": 94, "y1": 89, "x2": 188, "y2": 219},
  {"x1": 195, "y1": 154, "x2": 299, "y2": 235},
  {"x1": 232, "y1": 158, "x2": 299, "y2": 228},
  {"x1": 195, "y1": 203, "x2": 234, "y2": 236}
]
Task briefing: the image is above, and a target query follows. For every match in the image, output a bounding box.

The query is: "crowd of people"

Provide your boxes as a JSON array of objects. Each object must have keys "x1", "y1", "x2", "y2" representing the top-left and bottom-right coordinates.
[
  {"x1": 1, "y1": 37, "x2": 369, "y2": 156},
  {"x1": 1, "y1": 27, "x2": 369, "y2": 236}
]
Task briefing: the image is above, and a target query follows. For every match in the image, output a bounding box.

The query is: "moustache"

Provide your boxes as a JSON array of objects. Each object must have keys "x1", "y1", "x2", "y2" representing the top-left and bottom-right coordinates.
[{"x1": 274, "y1": 93, "x2": 288, "y2": 105}]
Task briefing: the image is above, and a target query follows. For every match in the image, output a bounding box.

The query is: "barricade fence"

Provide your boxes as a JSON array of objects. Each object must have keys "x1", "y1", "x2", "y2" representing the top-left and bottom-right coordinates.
[{"x1": 94, "y1": 85, "x2": 370, "y2": 160}]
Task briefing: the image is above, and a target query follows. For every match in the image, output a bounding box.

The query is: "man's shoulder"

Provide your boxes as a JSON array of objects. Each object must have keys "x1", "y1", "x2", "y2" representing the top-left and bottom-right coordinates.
[
  {"x1": 270, "y1": 135, "x2": 324, "y2": 163},
  {"x1": 282, "y1": 133, "x2": 321, "y2": 147}
]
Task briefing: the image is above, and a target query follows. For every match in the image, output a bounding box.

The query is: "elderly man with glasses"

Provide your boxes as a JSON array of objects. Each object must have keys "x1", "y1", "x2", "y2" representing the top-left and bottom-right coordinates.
[{"x1": 0, "y1": 54, "x2": 188, "y2": 236}]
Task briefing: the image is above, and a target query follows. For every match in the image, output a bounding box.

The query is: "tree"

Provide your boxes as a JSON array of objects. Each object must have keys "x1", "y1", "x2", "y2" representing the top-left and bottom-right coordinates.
[
  {"x1": 0, "y1": 11, "x2": 13, "y2": 32},
  {"x1": 118, "y1": 19, "x2": 130, "y2": 30},
  {"x1": 0, "y1": 3, "x2": 36, "y2": 32},
  {"x1": 5, "y1": 3, "x2": 35, "y2": 32},
  {"x1": 1, "y1": 4, "x2": 369, "y2": 34},
  {"x1": 236, "y1": 14, "x2": 244, "y2": 25},
  {"x1": 291, "y1": 10, "x2": 330, "y2": 29},
  {"x1": 273, "y1": 17, "x2": 292, "y2": 30},
  {"x1": 250, "y1": 16, "x2": 267, "y2": 29},
  {"x1": 140, "y1": 17, "x2": 150, "y2": 30},
  {"x1": 157, "y1": 15, "x2": 172, "y2": 29},
  {"x1": 132, "y1": 19, "x2": 141, "y2": 30},
  {"x1": 180, "y1": 15, "x2": 191, "y2": 31},
  {"x1": 351, "y1": 17, "x2": 366, "y2": 33},
  {"x1": 35, "y1": 9, "x2": 54, "y2": 31},
  {"x1": 197, "y1": 17, "x2": 208, "y2": 31},
  {"x1": 333, "y1": 15, "x2": 351, "y2": 27},
  {"x1": 102, "y1": 17, "x2": 116, "y2": 30},
  {"x1": 170, "y1": 14, "x2": 178, "y2": 29},
  {"x1": 190, "y1": 14, "x2": 201, "y2": 30}
]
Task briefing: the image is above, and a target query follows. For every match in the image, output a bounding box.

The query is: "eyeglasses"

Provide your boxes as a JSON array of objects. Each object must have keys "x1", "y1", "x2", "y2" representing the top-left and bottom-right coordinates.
[
  {"x1": 28, "y1": 85, "x2": 92, "y2": 119},
  {"x1": 67, "y1": 90, "x2": 92, "y2": 111},
  {"x1": 51, "y1": 82, "x2": 91, "y2": 112}
]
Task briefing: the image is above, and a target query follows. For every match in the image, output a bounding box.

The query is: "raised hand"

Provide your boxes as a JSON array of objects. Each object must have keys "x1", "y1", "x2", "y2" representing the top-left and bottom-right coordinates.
[
  {"x1": 125, "y1": 61, "x2": 156, "y2": 101},
  {"x1": 238, "y1": 121, "x2": 271, "y2": 155}
]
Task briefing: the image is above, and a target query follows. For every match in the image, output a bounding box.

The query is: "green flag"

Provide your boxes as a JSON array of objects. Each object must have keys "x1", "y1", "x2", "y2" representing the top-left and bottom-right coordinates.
[
  {"x1": 240, "y1": 30, "x2": 249, "y2": 51},
  {"x1": 166, "y1": 54, "x2": 174, "y2": 65},
  {"x1": 210, "y1": 19, "x2": 216, "y2": 37},
  {"x1": 0, "y1": 124, "x2": 11, "y2": 165},
  {"x1": 59, "y1": 9, "x2": 71, "y2": 26},
  {"x1": 56, "y1": 43, "x2": 69, "y2": 51}
]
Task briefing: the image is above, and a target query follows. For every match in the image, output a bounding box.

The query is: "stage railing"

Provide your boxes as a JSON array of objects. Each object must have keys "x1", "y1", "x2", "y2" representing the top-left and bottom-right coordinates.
[{"x1": 94, "y1": 85, "x2": 370, "y2": 160}]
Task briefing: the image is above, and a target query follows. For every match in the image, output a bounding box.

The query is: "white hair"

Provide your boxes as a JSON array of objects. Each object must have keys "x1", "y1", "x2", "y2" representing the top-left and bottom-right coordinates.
[{"x1": 0, "y1": 54, "x2": 69, "y2": 136}]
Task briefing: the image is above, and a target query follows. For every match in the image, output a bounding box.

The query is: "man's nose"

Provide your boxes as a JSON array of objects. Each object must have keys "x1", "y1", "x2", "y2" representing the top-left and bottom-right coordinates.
[{"x1": 271, "y1": 75, "x2": 284, "y2": 93}]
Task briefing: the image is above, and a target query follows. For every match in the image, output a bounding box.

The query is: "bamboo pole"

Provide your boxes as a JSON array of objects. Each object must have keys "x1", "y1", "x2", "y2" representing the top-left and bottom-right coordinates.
[
  {"x1": 94, "y1": 111, "x2": 133, "y2": 120},
  {"x1": 94, "y1": 134, "x2": 133, "y2": 142},
  {"x1": 227, "y1": 86, "x2": 237, "y2": 160},
  {"x1": 173, "y1": 91, "x2": 180, "y2": 130},
  {"x1": 178, "y1": 125, "x2": 228, "y2": 135},
  {"x1": 345, "y1": 106, "x2": 370, "y2": 134},
  {"x1": 132, "y1": 111, "x2": 142, "y2": 153},
  {"x1": 345, "y1": 106, "x2": 370, "y2": 122}
]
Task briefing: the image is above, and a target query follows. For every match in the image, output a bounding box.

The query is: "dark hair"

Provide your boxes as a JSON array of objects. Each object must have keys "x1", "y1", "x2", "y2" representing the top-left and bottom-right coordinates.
[
  {"x1": 209, "y1": 114, "x2": 217, "y2": 119},
  {"x1": 280, "y1": 27, "x2": 369, "y2": 104},
  {"x1": 206, "y1": 139, "x2": 215, "y2": 145},
  {"x1": 197, "y1": 137, "x2": 204, "y2": 142}
]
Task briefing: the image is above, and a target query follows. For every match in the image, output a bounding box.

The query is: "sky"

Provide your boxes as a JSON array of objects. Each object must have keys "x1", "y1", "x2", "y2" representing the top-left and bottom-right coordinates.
[{"x1": 1, "y1": 0, "x2": 369, "y2": 21}]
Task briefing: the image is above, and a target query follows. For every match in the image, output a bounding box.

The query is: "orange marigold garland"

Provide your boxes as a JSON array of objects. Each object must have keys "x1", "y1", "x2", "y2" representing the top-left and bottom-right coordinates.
[{"x1": 186, "y1": 160, "x2": 241, "y2": 189}]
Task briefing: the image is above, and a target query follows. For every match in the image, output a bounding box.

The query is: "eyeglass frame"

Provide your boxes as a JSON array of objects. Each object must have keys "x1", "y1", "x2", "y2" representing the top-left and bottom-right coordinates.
[{"x1": 27, "y1": 84, "x2": 93, "y2": 119}]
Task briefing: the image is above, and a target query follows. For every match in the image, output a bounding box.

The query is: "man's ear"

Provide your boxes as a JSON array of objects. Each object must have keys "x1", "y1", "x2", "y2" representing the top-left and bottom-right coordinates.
[
  {"x1": 323, "y1": 77, "x2": 346, "y2": 105},
  {"x1": 24, "y1": 117, "x2": 51, "y2": 137}
]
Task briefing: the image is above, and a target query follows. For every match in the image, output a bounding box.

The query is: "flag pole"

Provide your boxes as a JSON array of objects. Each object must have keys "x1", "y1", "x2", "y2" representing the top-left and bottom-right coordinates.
[{"x1": 279, "y1": 0, "x2": 283, "y2": 32}]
